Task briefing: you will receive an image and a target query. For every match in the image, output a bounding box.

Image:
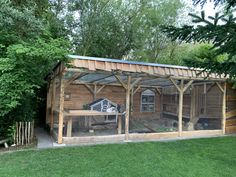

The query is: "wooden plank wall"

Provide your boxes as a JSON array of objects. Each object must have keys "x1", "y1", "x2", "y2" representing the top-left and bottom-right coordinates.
[
  {"x1": 162, "y1": 84, "x2": 222, "y2": 122},
  {"x1": 162, "y1": 87, "x2": 191, "y2": 118},
  {"x1": 132, "y1": 89, "x2": 161, "y2": 119},
  {"x1": 226, "y1": 84, "x2": 236, "y2": 134},
  {"x1": 47, "y1": 81, "x2": 236, "y2": 134},
  {"x1": 63, "y1": 84, "x2": 161, "y2": 119}
]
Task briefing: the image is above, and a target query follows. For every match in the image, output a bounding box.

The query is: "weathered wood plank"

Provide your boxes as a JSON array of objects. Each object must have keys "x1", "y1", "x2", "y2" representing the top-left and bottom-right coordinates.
[
  {"x1": 222, "y1": 82, "x2": 226, "y2": 135},
  {"x1": 226, "y1": 118, "x2": 236, "y2": 126},
  {"x1": 226, "y1": 109, "x2": 236, "y2": 119},
  {"x1": 125, "y1": 76, "x2": 131, "y2": 140},
  {"x1": 66, "y1": 119, "x2": 72, "y2": 137},
  {"x1": 225, "y1": 126, "x2": 236, "y2": 134},
  {"x1": 58, "y1": 74, "x2": 65, "y2": 144}
]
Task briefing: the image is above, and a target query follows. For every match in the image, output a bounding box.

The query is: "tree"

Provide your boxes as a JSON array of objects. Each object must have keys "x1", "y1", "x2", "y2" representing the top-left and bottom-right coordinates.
[
  {"x1": 65, "y1": 0, "x2": 183, "y2": 61},
  {"x1": 163, "y1": 0, "x2": 236, "y2": 81},
  {"x1": 0, "y1": 0, "x2": 69, "y2": 138}
]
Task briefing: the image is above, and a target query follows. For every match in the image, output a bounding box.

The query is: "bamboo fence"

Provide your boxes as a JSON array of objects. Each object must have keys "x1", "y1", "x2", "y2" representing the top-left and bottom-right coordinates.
[{"x1": 14, "y1": 121, "x2": 34, "y2": 145}]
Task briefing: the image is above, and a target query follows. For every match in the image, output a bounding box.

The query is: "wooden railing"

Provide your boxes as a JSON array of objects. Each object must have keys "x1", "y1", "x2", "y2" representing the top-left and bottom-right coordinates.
[{"x1": 14, "y1": 121, "x2": 34, "y2": 145}]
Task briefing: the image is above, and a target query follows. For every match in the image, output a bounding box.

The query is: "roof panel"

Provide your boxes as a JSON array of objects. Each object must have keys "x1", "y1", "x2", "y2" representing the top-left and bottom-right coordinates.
[{"x1": 67, "y1": 55, "x2": 227, "y2": 81}]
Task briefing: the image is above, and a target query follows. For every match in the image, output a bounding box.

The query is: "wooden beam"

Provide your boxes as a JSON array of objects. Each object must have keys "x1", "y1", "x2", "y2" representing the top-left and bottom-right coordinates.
[
  {"x1": 216, "y1": 82, "x2": 224, "y2": 93},
  {"x1": 131, "y1": 88, "x2": 134, "y2": 116},
  {"x1": 65, "y1": 72, "x2": 81, "y2": 88},
  {"x1": 155, "y1": 87, "x2": 161, "y2": 95},
  {"x1": 170, "y1": 78, "x2": 181, "y2": 92},
  {"x1": 73, "y1": 81, "x2": 162, "y2": 88},
  {"x1": 96, "y1": 85, "x2": 106, "y2": 94},
  {"x1": 178, "y1": 80, "x2": 184, "y2": 137},
  {"x1": 93, "y1": 84, "x2": 97, "y2": 100},
  {"x1": 58, "y1": 74, "x2": 65, "y2": 144},
  {"x1": 222, "y1": 82, "x2": 226, "y2": 135},
  {"x1": 131, "y1": 78, "x2": 142, "y2": 89},
  {"x1": 92, "y1": 74, "x2": 113, "y2": 83},
  {"x1": 66, "y1": 68, "x2": 227, "y2": 82},
  {"x1": 125, "y1": 76, "x2": 131, "y2": 140},
  {"x1": 190, "y1": 85, "x2": 196, "y2": 124},
  {"x1": 183, "y1": 80, "x2": 194, "y2": 92},
  {"x1": 84, "y1": 84, "x2": 94, "y2": 95},
  {"x1": 117, "y1": 115, "x2": 122, "y2": 134},
  {"x1": 133, "y1": 86, "x2": 141, "y2": 95},
  {"x1": 114, "y1": 75, "x2": 127, "y2": 89}
]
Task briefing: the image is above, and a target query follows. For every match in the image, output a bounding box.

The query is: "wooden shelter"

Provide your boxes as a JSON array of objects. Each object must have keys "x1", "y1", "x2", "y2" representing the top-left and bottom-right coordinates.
[{"x1": 46, "y1": 55, "x2": 236, "y2": 145}]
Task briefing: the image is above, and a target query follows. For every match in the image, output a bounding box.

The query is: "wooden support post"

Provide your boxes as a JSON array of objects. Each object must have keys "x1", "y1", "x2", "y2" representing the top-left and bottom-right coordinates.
[
  {"x1": 93, "y1": 84, "x2": 97, "y2": 101},
  {"x1": 170, "y1": 79, "x2": 193, "y2": 137},
  {"x1": 58, "y1": 74, "x2": 65, "y2": 144},
  {"x1": 222, "y1": 82, "x2": 226, "y2": 135},
  {"x1": 190, "y1": 85, "x2": 196, "y2": 123},
  {"x1": 160, "y1": 91, "x2": 163, "y2": 119},
  {"x1": 216, "y1": 82, "x2": 227, "y2": 134},
  {"x1": 117, "y1": 115, "x2": 122, "y2": 134},
  {"x1": 131, "y1": 88, "x2": 134, "y2": 115},
  {"x1": 203, "y1": 83, "x2": 207, "y2": 115},
  {"x1": 50, "y1": 78, "x2": 56, "y2": 134},
  {"x1": 125, "y1": 76, "x2": 131, "y2": 140},
  {"x1": 178, "y1": 80, "x2": 184, "y2": 137},
  {"x1": 66, "y1": 118, "x2": 72, "y2": 137}
]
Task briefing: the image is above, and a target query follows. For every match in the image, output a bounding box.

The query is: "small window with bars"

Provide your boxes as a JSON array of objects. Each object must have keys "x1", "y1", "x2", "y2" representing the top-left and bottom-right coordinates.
[{"x1": 141, "y1": 89, "x2": 155, "y2": 112}]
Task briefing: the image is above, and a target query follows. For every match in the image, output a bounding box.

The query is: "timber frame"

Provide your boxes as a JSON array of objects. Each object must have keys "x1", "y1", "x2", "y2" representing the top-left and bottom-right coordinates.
[{"x1": 46, "y1": 55, "x2": 228, "y2": 145}]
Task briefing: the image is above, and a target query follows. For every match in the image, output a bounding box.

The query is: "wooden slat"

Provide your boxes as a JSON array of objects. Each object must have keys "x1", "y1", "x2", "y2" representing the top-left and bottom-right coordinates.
[
  {"x1": 58, "y1": 74, "x2": 65, "y2": 144},
  {"x1": 182, "y1": 130, "x2": 222, "y2": 137},
  {"x1": 226, "y1": 119, "x2": 236, "y2": 126},
  {"x1": 88, "y1": 60, "x2": 96, "y2": 71},
  {"x1": 226, "y1": 109, "x2": 236, "y2": 119},
  {"x1": 95, "y1": 61, "x2": 105, "y2": 70},
  {"x1": 117, "y1": 115, "x2": 122, "y2": 134},
  {"x1": 225, "y1": 126, "x2": 236, "y2": 134},
  {"x1": 66, "y1": 119, "x2": 72, "y2": 137},
  {"x1": 226, "y1": 95, "x2": 236, "y2": 101},
  {"x1": 63, "y1": 135, "x2": 125, "y2": 144},
  {"x1": 129, "y1": 132, "x2": 178, "y2": 141},
  {"x1": 64, "y1": 110, "x2": 122, "y2": 116}
]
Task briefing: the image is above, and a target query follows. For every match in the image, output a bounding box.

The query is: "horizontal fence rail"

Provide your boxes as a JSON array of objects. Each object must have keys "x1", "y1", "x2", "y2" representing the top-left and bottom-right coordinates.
[{"x1": 14, "y1": 121, "x2": 34, "y2": 145}]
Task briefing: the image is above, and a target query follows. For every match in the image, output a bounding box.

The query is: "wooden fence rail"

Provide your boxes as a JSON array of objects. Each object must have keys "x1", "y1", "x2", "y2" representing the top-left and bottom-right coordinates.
[{"x1": 14, "y1": 121, "x2": 34, "y2": 145}]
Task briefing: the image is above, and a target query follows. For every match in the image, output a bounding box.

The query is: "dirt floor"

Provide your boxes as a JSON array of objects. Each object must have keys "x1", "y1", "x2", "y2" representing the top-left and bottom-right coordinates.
[{"x1": 56, "y1": 116, "x2": 221, "y2": 137}]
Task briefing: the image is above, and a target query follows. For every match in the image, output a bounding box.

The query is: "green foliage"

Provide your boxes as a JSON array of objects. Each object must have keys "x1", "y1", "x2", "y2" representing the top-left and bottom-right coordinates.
[
  {"x1": 192, "y1": 0, "x2": 236, "y2": 10},
  {"x1": 67, "y1": 0, "x2": 183, "y2": 61},
  {"x1": 7, "y1": 125, "x2": 15, "y2": 143},
  {"x1": 163, "y1": 1, "x2": 236, "y2": 80},
  {"x1": 0, "y1": 0, "x2": 69, "y2": 138}
]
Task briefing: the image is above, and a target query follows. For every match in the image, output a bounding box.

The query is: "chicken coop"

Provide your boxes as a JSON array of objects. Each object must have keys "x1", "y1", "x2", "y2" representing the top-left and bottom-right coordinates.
[{"x1": 45, "y1": 55, "x2": 236, "y2": 145}]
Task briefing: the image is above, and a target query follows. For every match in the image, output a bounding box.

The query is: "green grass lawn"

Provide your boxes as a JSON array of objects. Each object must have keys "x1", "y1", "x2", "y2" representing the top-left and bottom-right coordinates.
[{"x1": 0, "y1": 136, "x2": 236, "y2": 177}]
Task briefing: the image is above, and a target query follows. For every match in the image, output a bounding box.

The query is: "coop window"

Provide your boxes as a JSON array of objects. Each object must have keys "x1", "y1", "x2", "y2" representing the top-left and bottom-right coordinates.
[{"x1": 141, "y1": 89, "x2": 155, "y2": 112}]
